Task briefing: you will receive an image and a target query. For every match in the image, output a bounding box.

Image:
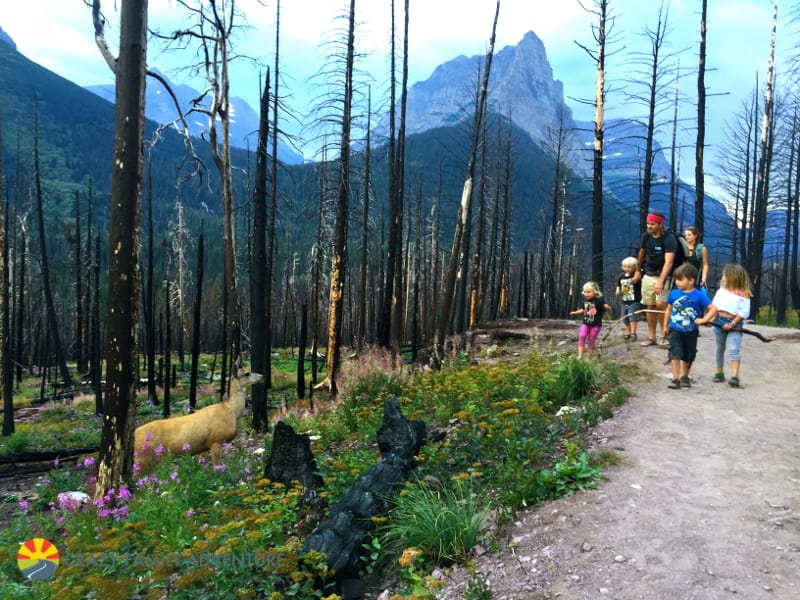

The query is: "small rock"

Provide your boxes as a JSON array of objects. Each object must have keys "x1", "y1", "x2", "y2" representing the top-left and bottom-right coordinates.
[
  {"x1": 614, "y1": 554, "x2": 626, "y2": 563},
  {"x1": 599, "y1": 587, "x2": 610, "y2": 595},
  {"x1": 630, "y1": 484, "x2": 642, "y2": 491},
  {"x1": 581, "y1": 542, "x2": 594, "y2": 552}
]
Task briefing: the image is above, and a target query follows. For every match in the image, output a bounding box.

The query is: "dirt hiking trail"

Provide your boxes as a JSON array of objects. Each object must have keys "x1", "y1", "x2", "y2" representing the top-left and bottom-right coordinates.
[{"x1": 438, "y1": 321, "x2": 800, "y2": 600}]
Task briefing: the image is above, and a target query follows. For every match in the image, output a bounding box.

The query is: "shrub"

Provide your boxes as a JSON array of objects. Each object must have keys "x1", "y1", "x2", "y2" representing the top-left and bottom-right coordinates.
[{"x1": 383, "y1": 479, "x2": 492, "y2": 565}]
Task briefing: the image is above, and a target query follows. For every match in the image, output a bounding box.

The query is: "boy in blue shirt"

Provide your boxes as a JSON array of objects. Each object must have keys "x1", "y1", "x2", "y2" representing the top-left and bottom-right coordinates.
[{"x1": 662, "y1": 263, "x2": 713, "y2": 389}]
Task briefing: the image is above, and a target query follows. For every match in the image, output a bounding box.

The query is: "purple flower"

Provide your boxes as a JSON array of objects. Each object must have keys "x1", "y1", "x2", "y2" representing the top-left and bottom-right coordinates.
[
  {"x1": 145, "y1": 433, "x2": 154, "y2": 441},
  {"x1": 118, "y1": 487, "x2": 132, "y2": 501},
  {"x1": 53, "y1": 459, "x2": 60, "y2": 467},
  {"x1": 83, "y1": 457, "x2": 95, "y2": 469},
  {"x1": 185, "y1": 508, "x2": 195, "y2": 518},
  {"x1": 182, "y1": 443, "x2": 191, "y2": 452},
  {"x1": 19, "y1": 500, "x2": 30, "y2": 512},
  {"x1": 170, "y1": 471, "x2": 180, "y2": 482},
  {"x1": 155, "y1": 445, "x2": 165, "y2": 456},
  {"x1": 213, "y1": 464, "x2": 226, "y2": 472}
]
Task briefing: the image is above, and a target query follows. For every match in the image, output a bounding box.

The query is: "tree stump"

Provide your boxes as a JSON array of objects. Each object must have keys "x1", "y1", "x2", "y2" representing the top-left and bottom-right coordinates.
[
  {"x1": 302, "y1": 396, "x2": 426, "y2": 585},
  {"x1": 264, "y1": 421, "x2": 324, "y2": 493}
]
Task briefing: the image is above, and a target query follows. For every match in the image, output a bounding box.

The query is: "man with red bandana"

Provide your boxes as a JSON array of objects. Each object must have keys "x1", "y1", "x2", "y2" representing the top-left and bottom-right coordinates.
[{"x1": 632, "y1": 211, "x2": 676, "y2": 346}]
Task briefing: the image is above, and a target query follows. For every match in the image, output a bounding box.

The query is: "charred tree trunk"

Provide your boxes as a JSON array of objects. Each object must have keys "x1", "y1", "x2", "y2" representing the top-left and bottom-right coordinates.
[
  {"x1": 33, "y1": 110, "x2": 72, "y2": 389},
  {"x1": 323, "y1": 0, "x2": 356, "y2": 395},
  {"x1": 302, "y1": 396, "x2": 425, "y2": 581},
  {"x1": 264, "y1": 420, "x2": 323, "y2": 492},
  {"x1": 94, "y1": 0, "x2": 147, "y2": 500},
  {"x1": 1, "y1": 112, "x2": 12, "y2": 437},
  {"x1": 434, "y1": 0, "x2": 500, "y2": 365},
  {"x1": 694, "y1": 0, "x2": 708, "y2": 236},
  {"x1": 189, "y1": 226, "x2": 205, "y2": 411},
  {"x1": 251, "y1": 70, "x2": 270, "y2": 431},
  {"x1": 145, "y1": 161, "x2": 158, "y2": 405}
]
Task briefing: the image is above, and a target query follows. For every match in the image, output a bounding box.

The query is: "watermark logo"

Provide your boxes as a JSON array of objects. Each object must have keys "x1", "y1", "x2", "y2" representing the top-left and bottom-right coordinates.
[{"x1": 17, "y1": 538, "x2": 60, "y2": 581}]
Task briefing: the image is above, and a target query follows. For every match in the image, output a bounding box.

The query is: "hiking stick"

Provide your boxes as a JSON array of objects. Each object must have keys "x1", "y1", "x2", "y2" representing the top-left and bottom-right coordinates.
[
  {"x1": 599, "y1": 308, "x2": 664, "y2": 344},
  {"x1": 704, "y1": 320, "x2": 775, "y2": 343}
]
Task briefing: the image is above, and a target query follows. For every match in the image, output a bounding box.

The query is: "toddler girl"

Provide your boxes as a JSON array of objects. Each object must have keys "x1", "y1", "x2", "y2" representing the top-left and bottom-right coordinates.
[{"x1": 570, "y1": 281, "x2": 612, "y2": 359}]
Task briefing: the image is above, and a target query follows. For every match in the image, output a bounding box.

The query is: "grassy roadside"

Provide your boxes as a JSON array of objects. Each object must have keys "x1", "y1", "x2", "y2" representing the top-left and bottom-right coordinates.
[{"x1": 0, "y1": 345, "x2": 629, "y2": 599}]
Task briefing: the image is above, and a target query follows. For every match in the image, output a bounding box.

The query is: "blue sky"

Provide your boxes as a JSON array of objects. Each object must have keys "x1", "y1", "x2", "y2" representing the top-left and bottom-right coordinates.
[{"x1": 2, "y1": 0, "x2": 789, "y2": 195}]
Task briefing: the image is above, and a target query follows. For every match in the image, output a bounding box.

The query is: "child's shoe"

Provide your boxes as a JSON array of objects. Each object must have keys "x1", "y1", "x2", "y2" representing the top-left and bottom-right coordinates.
[
  {"x1": 668, "y1": 379, "x2": 681, "y2": 389},
  {"x1": 712, "y1": 372, "x2": 725, "y2": 383},
  {"x1": 680, "y1": 376, "x2": 692, "y2": 388},
  {"x1": 728, "y1": 376, "x2": 740, "y2": 388}
]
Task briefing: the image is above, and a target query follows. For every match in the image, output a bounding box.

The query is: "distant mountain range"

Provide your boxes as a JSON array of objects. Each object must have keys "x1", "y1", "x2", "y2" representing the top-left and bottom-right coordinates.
[
  {"x1": 5, "y1": 23, "x2": 787, "y2": 276},
  {"x1": 85, "y1": 71, "x2": 304, "y2": 164}
]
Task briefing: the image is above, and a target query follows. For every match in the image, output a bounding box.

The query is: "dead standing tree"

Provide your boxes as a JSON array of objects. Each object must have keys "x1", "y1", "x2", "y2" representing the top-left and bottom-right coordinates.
[
  {"x1": 747, "y1": 0, "x2": 779, "y2": 317},
  {"x1": 321, "y1": 0, "x2": 357, "y2": 395},
  {"x1": 159, "y1": 0, "x2": 244, "y2": 389},
  {"x1": 433, "y1": 0, "x2": 500, "y2": 367},
  {"x1": 577, "y1": 0, "x2": 612, "y2": 289},
  {"x1": 90, "y1": 0, "x2": 148, "y2": 499},
  {"x1": 694, "y1": 0, "x2": 708, "y2": 236}
]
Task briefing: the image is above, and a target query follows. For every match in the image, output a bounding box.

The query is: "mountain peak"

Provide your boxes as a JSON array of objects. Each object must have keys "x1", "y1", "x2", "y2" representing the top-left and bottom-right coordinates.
[
  {"x1": 0, "y1": 25, "x2": 17, "y2": 51},
  {"x1": 381, "y1": 31, "x2": 572, "y2": 145}
]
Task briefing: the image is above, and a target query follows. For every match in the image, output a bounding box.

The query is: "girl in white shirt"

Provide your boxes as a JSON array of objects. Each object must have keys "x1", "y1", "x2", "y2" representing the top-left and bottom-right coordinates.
[{"x1": 695, "y1": 264, "x2": 752, "y2": 388}]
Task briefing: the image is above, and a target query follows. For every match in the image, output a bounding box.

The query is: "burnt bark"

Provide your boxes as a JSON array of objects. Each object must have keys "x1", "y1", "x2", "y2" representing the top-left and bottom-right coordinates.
[
  {"x1": 302, "y1": 396, "x2": 425, "y2": 581},
  {"x1": 263, "y1": 420, "x2": 323, "y2": 492}
]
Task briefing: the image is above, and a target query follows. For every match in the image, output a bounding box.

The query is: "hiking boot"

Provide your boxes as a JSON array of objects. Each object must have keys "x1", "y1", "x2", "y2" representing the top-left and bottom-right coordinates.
[
  {"x1": 712, "y1": 372, "x2": 725, "y2": 383},
  {"x1": 680, "y1": 376, "x2": 692, "y2": 388},
  {"x1": 668, "y1": 378, "x2": 681, "y2": 389}
]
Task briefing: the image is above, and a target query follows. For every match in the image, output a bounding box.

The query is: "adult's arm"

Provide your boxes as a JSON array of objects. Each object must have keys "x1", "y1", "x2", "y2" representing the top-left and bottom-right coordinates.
[
  {"x1": 634, "y1": 245, "x2": 646, "y2": 283},
  {"x1": 700, "y1": 245, "x2": 709, "y2": 286}
]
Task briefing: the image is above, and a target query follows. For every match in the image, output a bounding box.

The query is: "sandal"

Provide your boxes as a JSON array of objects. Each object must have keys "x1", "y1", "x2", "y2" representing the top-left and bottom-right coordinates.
[
  {"x1": 659, "y1": 336, "x2": 669, "y2": 347},
  {"x1": 728, "y1": 376, "x2": 740, "y2": 388},
  {"x1": 712, "y1": 372, "x2": 725, "y2": 383},
  {"x1": 640, "y1": 338, "x2": 656, "y2": 347}
]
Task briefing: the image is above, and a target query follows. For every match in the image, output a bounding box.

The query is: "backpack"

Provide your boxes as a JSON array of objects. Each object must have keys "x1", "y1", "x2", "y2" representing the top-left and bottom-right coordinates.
[
  {"x1": 667, "y1": 230, "x2": 691, "y2": 273},
  {"x1": 686, "y1": 242, "x2": 703, "y2": 271}
]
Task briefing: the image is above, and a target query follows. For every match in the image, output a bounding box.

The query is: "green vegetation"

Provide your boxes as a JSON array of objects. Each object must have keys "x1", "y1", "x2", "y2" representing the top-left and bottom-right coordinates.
[{"x1": 0, "y1": 346, "x2": 625, "y2": 598}]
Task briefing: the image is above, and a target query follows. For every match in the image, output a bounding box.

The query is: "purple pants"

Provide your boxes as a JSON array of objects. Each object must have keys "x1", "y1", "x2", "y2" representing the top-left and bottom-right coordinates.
[{"x1": 578, "y1": 324, "x2": 601, "y2": 349}]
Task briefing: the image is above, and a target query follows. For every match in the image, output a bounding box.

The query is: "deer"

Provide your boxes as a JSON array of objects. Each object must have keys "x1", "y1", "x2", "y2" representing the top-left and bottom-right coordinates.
[{"x1": 133, "y1": 372, "x2": 263, "y2": 470}]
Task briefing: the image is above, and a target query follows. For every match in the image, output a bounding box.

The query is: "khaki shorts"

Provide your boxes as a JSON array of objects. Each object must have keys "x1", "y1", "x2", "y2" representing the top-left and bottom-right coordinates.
[{"x1": 641, "y1": 274, "x2": 672, "y2": 306}]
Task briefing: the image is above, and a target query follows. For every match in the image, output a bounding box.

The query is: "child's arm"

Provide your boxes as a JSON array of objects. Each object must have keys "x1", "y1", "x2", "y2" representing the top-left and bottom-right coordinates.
[
  {"x1": 695, "y1": 304, "x2": 718, "y2": 326},
  {"x1": 569, "y1": 309, "x2": 584, "y2": 317},
  {"x1": 615, "y1": 285, "x2": 621, "y2": 297},
  {"x1": 662, "y1": 304, "x2": 673, "y2": 332}
]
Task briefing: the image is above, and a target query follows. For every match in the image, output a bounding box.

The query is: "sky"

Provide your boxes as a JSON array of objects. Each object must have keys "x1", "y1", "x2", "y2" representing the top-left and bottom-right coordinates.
[{"x1": 1, "y1": 0, "x2": 792, "y2": 195}]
